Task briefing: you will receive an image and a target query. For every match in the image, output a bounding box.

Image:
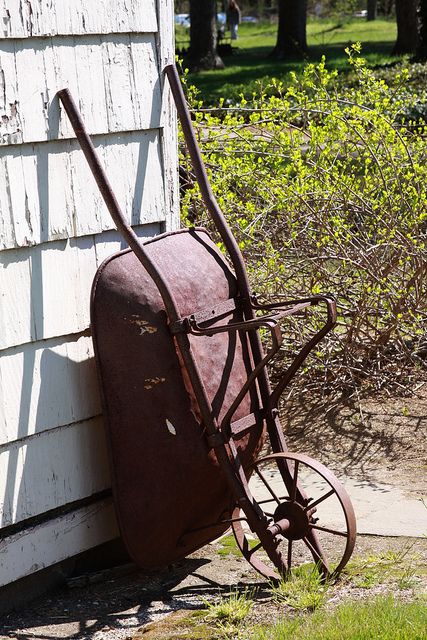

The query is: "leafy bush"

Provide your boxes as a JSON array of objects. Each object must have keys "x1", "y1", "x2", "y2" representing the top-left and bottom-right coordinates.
[{"x1": 179, "y1": 47, "x2": 427, "y2": 398}]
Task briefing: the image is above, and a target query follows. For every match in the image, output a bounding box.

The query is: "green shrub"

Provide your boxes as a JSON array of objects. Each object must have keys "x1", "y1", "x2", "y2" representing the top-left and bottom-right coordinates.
[{"x1": 179, "y1": 47, "x2": 427, "y2": 397}]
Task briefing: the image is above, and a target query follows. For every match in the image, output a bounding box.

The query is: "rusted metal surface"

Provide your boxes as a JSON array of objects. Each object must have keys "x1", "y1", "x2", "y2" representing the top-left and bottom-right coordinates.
[
  {"x1": 91, "y1": 229, "x2": 265, "y2": 566},
  {"x1": 58, "y1": 68, "x2": 356, "y2": 580},
  {"x1": 232, "y1": 453, "x2": 357, "y2": 581}
]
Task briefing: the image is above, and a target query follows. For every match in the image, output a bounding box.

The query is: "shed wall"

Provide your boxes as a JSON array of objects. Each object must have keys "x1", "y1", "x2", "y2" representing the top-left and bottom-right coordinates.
[{"x1": 0, "y1": 0, "x2": 178, "y2": 587}]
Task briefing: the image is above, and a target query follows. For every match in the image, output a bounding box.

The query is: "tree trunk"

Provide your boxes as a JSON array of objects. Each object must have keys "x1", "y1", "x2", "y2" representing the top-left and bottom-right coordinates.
[
  {"x1": 416, "y1": 0, "x2": 427, "y2": 60},
  {"x1": 367, "y1": 0, "x2": 377, "y2": 20},
  {"x1": 185, "y1": 0, "x2": 224, "y2": 71},
  {"x1": 393, "y1": 0, "x2": 418, "y2": 54},
  {"x1": 271, "y1": 0, "x2": 308, "y2": 59}
]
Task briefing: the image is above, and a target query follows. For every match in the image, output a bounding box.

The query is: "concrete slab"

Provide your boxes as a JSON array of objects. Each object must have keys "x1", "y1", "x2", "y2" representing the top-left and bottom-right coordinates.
[
  {"x1": 341, "y1": 476, "x2": 427, "y2": 538},
  {"x1": 248, "y1": 468, "x2": 427, "y2": 539}
]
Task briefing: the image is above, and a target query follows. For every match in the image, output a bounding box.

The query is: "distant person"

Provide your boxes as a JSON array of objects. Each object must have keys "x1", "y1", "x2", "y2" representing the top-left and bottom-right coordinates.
[{"x1": 227, "y1": 0, "x2": 241, "y2": 40}]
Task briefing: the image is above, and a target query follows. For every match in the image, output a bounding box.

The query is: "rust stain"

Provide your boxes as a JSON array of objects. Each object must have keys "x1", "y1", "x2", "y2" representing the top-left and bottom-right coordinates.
[
  {"x1": 144, "y1": 377, "x2": 165, "y2": 390},
  {"x1": 126, "y1": 315, "x2": 158, "y2": 336}
]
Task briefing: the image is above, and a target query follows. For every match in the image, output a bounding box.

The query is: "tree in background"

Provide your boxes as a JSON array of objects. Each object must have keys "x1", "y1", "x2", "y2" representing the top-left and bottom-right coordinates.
[
  {"x1": 393, "y1": 0, "x2": 418, "y2": 54},
  {"x1": 377, "y1": 0, "x2": 394, "y2": 15},
  {"x1": 367, "y1": 0, "x2": 377, "y2": 19},
  {"x1": 185, "y1": 0, "x2": 224, "y2": 70},
  {"x1": 416, "y1": 0, "x2": 427, "y2": 59},
  {"x1": 271, "y1": 0, "x2": 308, "y2": 58}
]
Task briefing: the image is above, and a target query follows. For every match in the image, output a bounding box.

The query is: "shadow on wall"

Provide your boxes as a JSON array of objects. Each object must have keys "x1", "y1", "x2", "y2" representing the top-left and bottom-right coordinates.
[
  {"x1": 0, "y1": 344, "x2": 105, "y2": 531},
  {"x1": 0, "y1": 83, "x2": 163, "y2": 547}
]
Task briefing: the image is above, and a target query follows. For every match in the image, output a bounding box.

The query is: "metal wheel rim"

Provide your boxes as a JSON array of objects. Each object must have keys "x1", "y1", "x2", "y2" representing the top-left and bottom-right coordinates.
[{"x1": 232, "y1": 452, "x2": 357, "y2": 581}]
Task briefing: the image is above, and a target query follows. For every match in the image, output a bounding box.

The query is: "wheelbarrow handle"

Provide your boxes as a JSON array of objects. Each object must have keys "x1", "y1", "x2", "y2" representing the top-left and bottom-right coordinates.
[
  {"x1": 56, "y1": 86, "x2": 256, "y2": 496},
  {"x1": 56, "y1": 88, "x2": 181, "y2": 324},
  {"x1": 164, "y1": 64, "x2": 278, "y2": 446},
  {"x1": 164, "y1": 64, "x2": 252, "y2": 301}
]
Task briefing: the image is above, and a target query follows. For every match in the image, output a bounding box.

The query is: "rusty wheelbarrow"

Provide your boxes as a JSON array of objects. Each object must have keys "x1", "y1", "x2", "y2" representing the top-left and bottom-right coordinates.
[{"x1": 58, "y1": 64, "x2": 356, "y2": 582}]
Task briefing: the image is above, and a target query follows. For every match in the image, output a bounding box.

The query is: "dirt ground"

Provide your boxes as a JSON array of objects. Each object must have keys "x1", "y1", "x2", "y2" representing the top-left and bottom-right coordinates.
[
  {"x1": 1, "y1": 389, "x2": 426, "y2": 640},
  {"x1": 1, "y1": 534, "x2": 426, "y2": 640},
  {"x1": 280, "y1": 386, "x2": 427, "y2": 498}
]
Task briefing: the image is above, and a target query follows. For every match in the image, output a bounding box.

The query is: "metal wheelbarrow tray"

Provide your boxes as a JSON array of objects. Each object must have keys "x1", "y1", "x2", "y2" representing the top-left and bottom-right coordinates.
[{"x1": 58, "y1": 65, "x2": 356, "y2": 581}]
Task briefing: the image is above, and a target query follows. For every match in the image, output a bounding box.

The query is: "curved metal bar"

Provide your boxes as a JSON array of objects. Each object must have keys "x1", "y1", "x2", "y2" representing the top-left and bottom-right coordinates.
[
  {"x1": 164, "y1": 64, "x2": 251, "y2": 299},
  {"x1": 219, "y1": 321, "x2": 282, "y2": 433},
  {"x1": 165, "y1": 64, "x2": 287, "y2": 453},
  {"x1": 57, "y1": 89, "x2": 181, "y2": 324},
  {"x1": 268, "y1": 295, "x2": 337, "y2": 410}
]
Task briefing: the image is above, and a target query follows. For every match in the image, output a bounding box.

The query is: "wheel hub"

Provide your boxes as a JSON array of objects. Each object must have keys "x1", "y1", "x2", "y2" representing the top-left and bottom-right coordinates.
[{"x1": 273, "y1": 500, "x2": 310, "y2": 540}]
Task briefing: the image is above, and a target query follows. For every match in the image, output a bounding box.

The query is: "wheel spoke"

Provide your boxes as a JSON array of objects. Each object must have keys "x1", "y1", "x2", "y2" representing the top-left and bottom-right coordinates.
[
  {"x1": 257, "y1": 495, "x2": 287, "y2": 507},
  {"x1": 310, "y1": 524, "x2": 348, "y2": 537},
  {"x1": 287, "y1": 539, "x2": 293, "y2": 570},
  {"x1": 255, "y1": 466, "x2": 281, "y2": 504},
  {"x1": 248, "y1": 540, "x2": 263, "y2": 557},
  {"x1": 304, "y1": 489, "x2": 335, "y2": 512},
  {"x1": 290, "y1": 460, "x2": 299, "y2": 502},
  {"x1": 303, "y1": 532, "x2": 330, "y2": 576}
]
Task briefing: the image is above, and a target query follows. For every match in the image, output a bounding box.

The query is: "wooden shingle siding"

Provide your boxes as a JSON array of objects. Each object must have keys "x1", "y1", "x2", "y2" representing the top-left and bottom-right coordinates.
[
  {"x1": 0, "y1": 417, "x2": 110, "y2": 527},
  {"x1": 1, "y1": 0, "x2": 158, "y2": 38},
  {"x1": 0, "y1": 0, "x2": 178, "y2": 588},
  {"x1": 0, "y1": 34, "x2": 162, "y2": 146},
  {"x1": 0, "y1": 130, "x2": 166, "y2": 250},
  {"x1": 0, "y1": 499, "x2": 119, "y2": 588},
  {"x1": 0, "y1": 224, "x2": 160, "y2": 350},
  {"x1": 0, "y1": 335, "x2": 100, "y2": 444}
]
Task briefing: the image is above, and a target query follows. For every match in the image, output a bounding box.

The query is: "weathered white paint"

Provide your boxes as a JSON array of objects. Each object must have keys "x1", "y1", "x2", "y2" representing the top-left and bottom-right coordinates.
[
  {"x1": 0, "y1": 34, "x2": 161, "y2": 146},
  {"x1": 0, "y1": 237, "x2": 96, "y2": 349},
  {"x1": 1, "y1": 0, "x2": 157, "y2": 38},
  {"x1": 0, "y1": 417, "x2": 110, "y2": 527},
  {"x1": 0, "y1": 335, "x2": 100, "y2": 444},
  {"x1": 92, "y1": 225, "x2": 162, "y2": 265},
  {"x1": 0, "y1": 130, "x2": 166, "y2": 250},
  {"x1": 0, "y1": 224, "x2": 161, "y2": 350},
  {"x1": 0, "y1": 0, "x2": 179, "y2": 589},
  {"x1": 0, "y1": 498, "x2": 119, "y2": 588},
  {"x1": 156, "y1": 0, "x2": 179, "y2": 232}
]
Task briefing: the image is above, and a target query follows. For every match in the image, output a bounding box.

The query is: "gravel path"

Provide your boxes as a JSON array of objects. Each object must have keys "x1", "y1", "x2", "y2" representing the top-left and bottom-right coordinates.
[
  {"x1": 2, "y1": 533, "x2": 427, "y2": 640},
  {"x1": 2, "y1": 390, "x2": 426, "y2": 639}
]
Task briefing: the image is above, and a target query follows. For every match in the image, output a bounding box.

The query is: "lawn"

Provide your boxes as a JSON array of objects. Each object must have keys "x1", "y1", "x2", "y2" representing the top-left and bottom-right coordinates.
[{"x1": 176, "y1": 17, "x2": 400, "y2": 104}]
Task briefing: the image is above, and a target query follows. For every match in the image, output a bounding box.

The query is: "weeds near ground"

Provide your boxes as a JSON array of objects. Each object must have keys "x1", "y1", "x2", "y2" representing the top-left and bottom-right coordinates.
[
  {"x1": 341, "y1": 543, "x2": 424, "y2": 592},
  {"x1": 199, "y1": 589, "x2": 254, "y2": 639},
  {"x1": 270, "y1": 564, "x2": 328, "y2": 611},
  {"x1": 252, "y1": 595, "x2": 427, "y2": 640},
  {"x1": 182, "y1": 543, "x2": 426, "y2": 640}
]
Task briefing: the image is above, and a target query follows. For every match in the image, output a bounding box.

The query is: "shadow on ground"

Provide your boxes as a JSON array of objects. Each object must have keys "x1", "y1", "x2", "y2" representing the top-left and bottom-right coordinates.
[{"x1": 278, "y1": 390, "x2": 427, "y2": 494}]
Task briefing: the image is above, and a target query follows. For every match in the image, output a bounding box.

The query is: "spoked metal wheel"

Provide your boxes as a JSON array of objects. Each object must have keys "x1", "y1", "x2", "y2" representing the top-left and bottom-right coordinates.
[{"x1": 232, "y1": 452, "x2": 356, "y2": 582}]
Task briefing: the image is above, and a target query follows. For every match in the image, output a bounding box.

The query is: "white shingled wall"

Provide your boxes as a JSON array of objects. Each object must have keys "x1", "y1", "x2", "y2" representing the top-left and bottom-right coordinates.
[{"x1": 0, "y1": 0, "x2": 179, "y2": 587}]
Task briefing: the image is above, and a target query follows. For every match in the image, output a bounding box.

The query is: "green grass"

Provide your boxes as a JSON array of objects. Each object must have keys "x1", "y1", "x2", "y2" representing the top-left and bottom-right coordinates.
[
  {"x1": 252, "y1": 595, "x2": 427, "y2": 639},
  {"x1": 342, "y1": 547, "x2": 426, "y2": 590},
  {"x1": 217, "y1": 533, "x2": 242, "y2": 557},
  {"x1": 139, "y1": 596, "x2": 427, "y2": 640},
  {"x1": 271, "y1": 564, "x2": 327, "y2": 612},
  {"x1": 176, "y1": 18, "x2": 400, "y2": 104},
  {"x1": 192, "y1": 590, "x2": 254, "y2": 639},
  {"x1": 217, "y1": 533, "x2": 260, "y2": 558},
  {"x1": 202, "y1": 589, "x2": 253, "y2": 625},
  {"x1": 138, "y1": 545, "x2": 426, "y2": 639}
]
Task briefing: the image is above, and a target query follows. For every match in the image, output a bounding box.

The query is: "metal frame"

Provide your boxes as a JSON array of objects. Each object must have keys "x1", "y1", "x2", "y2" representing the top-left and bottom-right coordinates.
[{"x1": 57, "y1": 64, "x2": 355, "y2": 580}]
